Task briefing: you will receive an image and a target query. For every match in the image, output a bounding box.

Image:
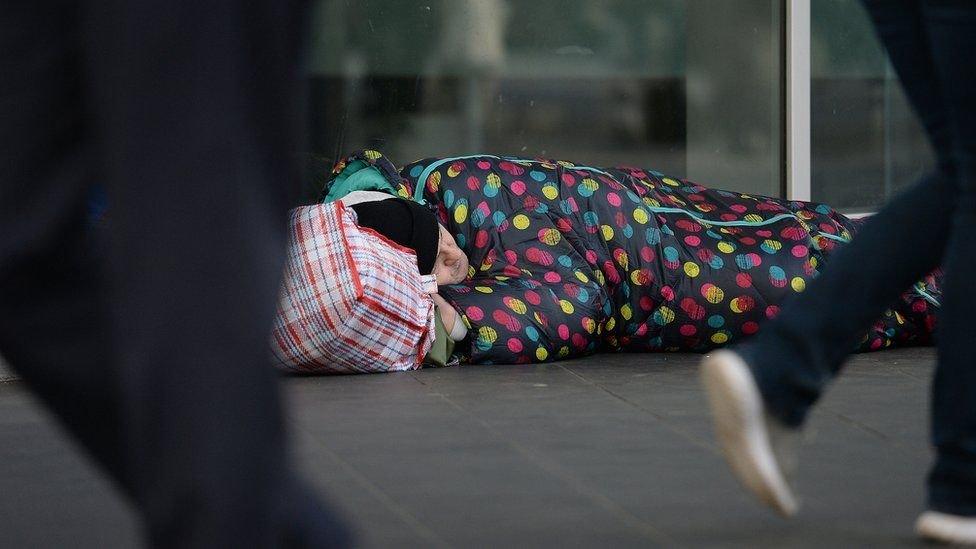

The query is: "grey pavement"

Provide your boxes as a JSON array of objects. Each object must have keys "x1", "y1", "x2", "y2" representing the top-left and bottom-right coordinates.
[{"x1": 0, "y1": 348, "x2": 937, "y2": 547}]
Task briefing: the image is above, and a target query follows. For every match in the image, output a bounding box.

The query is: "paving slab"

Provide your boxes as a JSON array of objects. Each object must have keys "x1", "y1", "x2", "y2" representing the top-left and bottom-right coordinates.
[{"x1": 0, "y1": 348, "x2": 938, "y2": 547}]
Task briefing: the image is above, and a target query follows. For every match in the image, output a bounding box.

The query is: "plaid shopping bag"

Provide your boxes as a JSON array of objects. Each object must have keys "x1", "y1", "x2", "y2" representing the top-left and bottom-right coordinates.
[{"x1": 271, "y1": 201, "x2": 437, "y2": 374}]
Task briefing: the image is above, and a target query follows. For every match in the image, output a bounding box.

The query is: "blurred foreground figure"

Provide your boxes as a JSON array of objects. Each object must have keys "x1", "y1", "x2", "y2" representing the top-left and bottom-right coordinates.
[
  {"x1": 0, "y1": 2, "x2": 349, "y2": 547},
  {"x1": 701, "y1": 1, "x2": 976, "y2": 544}
]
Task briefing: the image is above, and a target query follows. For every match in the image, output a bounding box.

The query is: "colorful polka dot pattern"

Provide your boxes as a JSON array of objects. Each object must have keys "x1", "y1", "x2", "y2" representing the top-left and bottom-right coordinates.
[{"x1": 336, "y1": 151, "x2": 942, "y2": 364}]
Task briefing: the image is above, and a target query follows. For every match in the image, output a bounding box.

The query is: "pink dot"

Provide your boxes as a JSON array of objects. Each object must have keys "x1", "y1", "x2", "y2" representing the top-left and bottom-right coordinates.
[
  {"x1": 511, "y1": 180, "x2": 526, "y2": 195},
  {"x1": 572, "y1": 333, "x2": 587, "y2": 348},
  {"x1": 661, "y1": 286, "x2": 675, "y2": 301},
  {"x1": 561, "y1": 173, "x2": 576, "y2": 185},
  {"x1": 679, "y1": 324, "x2": 697, "y2": 337},
  {"x1": 544, "y1": 271, "x2": 561, "y2": 283},
  {"x1": 736, "y1": 273, "x2": 753, "y2": 288},
  {"x1": 505, "y1": 250, "x2": 518, "y2": 264},
  {"x1": 721, "y1": 214, "x2": 738, "y2": 221},
  {"x1": 507, "y1": 338, "x2": 524, "y2": 353},
  {"x1": 742, "y1": 321, "x2": 760, "y2": 335},
  {"x1": 607, "y1": 192, "x2": 621, "y2": 207},
  {"x1": 477, "y1": 160, "x2": 491, "y2": 170},
  {"x1": 466, "y1": 175, "x2": 481, "y2": 190},
  {"x1": 640, "y1": 246, "x2": 655, "y2": 262},
  {"x1": 791, "y1": 245, "x2": 808, "y2": 258},
  {"x1": 639, "y1": 296, "x2": 655, "y2": 311},
  {"x1": 475, "y1": 230, "x2": 489, "y2": 248},
  {"x1": 765, "y1": 305, "x2": 780, "y2": 319},
  {"x1": 730, "y1": 204, "x2": 748, "y2": 213},
  {"x1": 740, "y1": 237, "x2": 757, "y2": 246},
  {"x1": 585, "y1": 250, "x2": 599, "y2": 264},
  {"x1": 684, "y1": 235, "x2": 702, "y2": 247},
  {"x1": 466, "y1": 306, "x2": 484, "y2": 321},
  {"x1": 747, "y1": 253, "x2": 762, "y2": 266},
  {"x1": 558, "y1": 324, "x2": 570, "y2": 340},
  {"x1": 526, "y1": 248, "x2": 541, "y2": 262}
]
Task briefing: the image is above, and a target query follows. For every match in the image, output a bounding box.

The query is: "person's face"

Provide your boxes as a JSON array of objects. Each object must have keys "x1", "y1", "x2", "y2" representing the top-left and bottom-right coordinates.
[{"x1": 434, "y1": 224, "x2": 469, "y2": 285}]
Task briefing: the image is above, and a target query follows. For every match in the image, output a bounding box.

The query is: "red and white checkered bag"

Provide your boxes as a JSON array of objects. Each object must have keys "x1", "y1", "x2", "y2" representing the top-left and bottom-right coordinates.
[{"x1": 271, "y1": 201, "x2": 437, "y2": 374}]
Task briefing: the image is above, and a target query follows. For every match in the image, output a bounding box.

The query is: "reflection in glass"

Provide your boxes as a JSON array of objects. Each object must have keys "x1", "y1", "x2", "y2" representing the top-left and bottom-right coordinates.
[
  {"x1": 307, "y1": 0, "x2": 781, "y2": 196},
  {"x1": 811, "y1": 0, "x2": 934, "y2": 211}
]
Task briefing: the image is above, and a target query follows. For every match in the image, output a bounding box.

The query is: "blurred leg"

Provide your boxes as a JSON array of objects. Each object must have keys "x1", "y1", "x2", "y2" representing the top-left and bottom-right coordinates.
[
  {"x1": 84, "y1": 1, "x2": 347, "y2": 546},
  {"x1": 919, "y1": 0, "x2": 976, "y2": 516},
  {"x1": 0, "y1": 0, "x2": 125, "y2": 489},
  {"x1": 742, "y1": 0, "x2": 957, "y2": 426}
]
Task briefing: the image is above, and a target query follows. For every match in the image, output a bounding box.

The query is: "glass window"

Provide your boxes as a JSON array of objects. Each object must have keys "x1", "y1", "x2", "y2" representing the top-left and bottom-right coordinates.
[
  {"x1": 810, "y1": 0, "x2": 934, "y2": 211},
  {"x1": 306, "y1": 0, "x2": 783, "y2": 196}
]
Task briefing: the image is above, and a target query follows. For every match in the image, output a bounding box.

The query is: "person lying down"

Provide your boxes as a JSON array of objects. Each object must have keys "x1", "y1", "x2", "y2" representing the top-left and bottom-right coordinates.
[{"x1": 272, "y1": 150, "x2": 941, "y2": 373}]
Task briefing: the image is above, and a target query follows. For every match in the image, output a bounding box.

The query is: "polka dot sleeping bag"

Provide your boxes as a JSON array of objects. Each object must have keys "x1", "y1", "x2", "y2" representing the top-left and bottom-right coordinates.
[{"x1": 335, "y1": 151, "x2": 941, "y2": 365}]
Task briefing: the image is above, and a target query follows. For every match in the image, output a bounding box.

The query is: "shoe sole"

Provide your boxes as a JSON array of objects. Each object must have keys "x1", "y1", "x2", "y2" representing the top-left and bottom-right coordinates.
[
  {"x1": 701, "y1": 350, "x2": 798, "y2": 517},
  {"x1": 916, "y1": 511, "x2": 976, "y2": 545}
]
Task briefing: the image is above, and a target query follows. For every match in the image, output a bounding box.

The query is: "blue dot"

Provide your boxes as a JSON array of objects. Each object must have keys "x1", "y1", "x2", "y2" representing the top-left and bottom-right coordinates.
[
  {"x1": 663, "y1": 246, "x2": 679, "y2": 262},
  {"x1": 535, "y1": 203, "x2": 549, "y2": 214},
  {"x1": 577, "y1": 185, "x2": 594, "y2": 198},
  {"x1": 709, "y1": 256, "x2": 724, "y2": 269},
  {"x1": 409, "y1": 165, "x2": 424, "y2": 178},
  {"x1": 577, "y1": 288, "x2": 590, "y2": 303},
  {"x1": 484, "y1": 184, "x2": 499, "y2": 198},
  {"x1": 708, "y1": 315, "x2": 725, "y2": 328},
  {"x1": 530, "y1": 170, "x2": 546, "y2": 182},
  {"x1": 456, "y1": 233, "x2": 466, "y2": 248},
  {"x1": 525, "y1": 326, "x2": 540, "y2": 341},
  {"x1": 645, "y1": 227, "x2": 662, "y2": 245},
  {"x1": 492, "y1": 211, "x2": 506, "y2": 226},
  {"x1": 444, "y1": 189, "x2": 455, "y2": 208},
  {"x1": 558, "y1": 255, "x2": 573, "y2": 268},
  {"x1": 622, "y1": 224, "x2": 634, "y2": 238},
  {"x1": 583, "y1": 211, "x2": 599, "y2": 227}
]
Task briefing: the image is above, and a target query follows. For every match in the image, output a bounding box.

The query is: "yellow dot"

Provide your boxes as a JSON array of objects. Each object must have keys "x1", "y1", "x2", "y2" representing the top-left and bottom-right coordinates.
[
  {"x1": 684, "y1": 262, "x2": 700, "y2": 277},
  {"x1": 658, "y1": 306, "x2": 675, "y2": 324},
  {"x1": 542, "y1": 185, "x2": 559, "y2": 200},
  {"x1": 507, "y1": 298, "x2": 527, "y2": 314},
  {"x1": 513, "y1": 214, "x2": 530, "y2": 230},
  {"x1": 558, "y1": 346, "x2": 570, "y2": 357},
  {"x1": 763, "y1": 239, "x2": 782, "y2": 251},
  {"x1": 621, "y1": 303, "x2": 633, "y2": 320},
  {"x1": 574, "y1": 270, "x2": 590, "y2": 284},
  {"x1": 711, "y1": 332, "x2": 729, "y2": 344},
  {"x1": 583, "y1": 318, "x2": 596, "y2": 333},
  {"x1": 536, "y1": 347, "x2": 549, "y2": 361},
  {"x1": 606, "y1": 317, "x2": 616, "y2": 331},
  {"x1": 730, "y1": 298, "x2": 743, "y2": 313},
  {"x1": 615, "y1": 252, "x2": 629, "y2": 269},
  {"x1": 791, "y1": 277, "x2": 806, "y2": 292},
  {"x1": 744, "y1": 214, "x2": 763, "y2": 223},
  {"x1": 475, "y1": 286, "x2": 493, "y2": 294},
  {"x1": 540, "y1": 228, "x2": 561, "y2": 246},
  {"x1": 594, "y1": 270, "x2": 606, "y2": 285},
  {"x1": 705, "y1": 286, "x2": 725, "y2": 303},
  {"x1": 810, "y1": 256, "x2": 819, "y2": 268},
  {"x1": 633, "y1": 208, "x2": 649, "y2": 224},
  {"x1": 582, "y1": 178, "x2": 599, "y2": 191},
  {"x1": 717, "y1": 242, "x2": 735, "y2": 254},
  {"x1": 454, "y1": 203, "x2": 468, "y2": 224},
  {"x1": 601, "y1": 225, "x2": 615, "y2": 241},
  {"x1": 478, "y1": 326, "x2": 497, "y2": 343},
  {"x1": 559, "y1": 300, "x2": 575, "y2": 314},
  {"x1": 534, "y1": 312, "x2": 545, "y2": 324},
  {"x1": 428, "y1": 171, "x2": 441, "y2": 191},
  {"x1": 364, "y1": 150, "x2": 382, "y2": 160},
  {"x1": 663, "y1": 177, "x2": 680, "y2": 187},
  {"x1": 446, "y1": 165, "x2": 461, "y2": 178},
  {"x1": 486, "y1": 173, "x2": 501, "y2": 187}
]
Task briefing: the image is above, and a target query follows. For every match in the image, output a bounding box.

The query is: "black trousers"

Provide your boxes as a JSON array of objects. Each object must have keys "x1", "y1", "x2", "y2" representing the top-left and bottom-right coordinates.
[
  {"x1": 0, "y1": 2, "x2": 348, "y2": 546},
  {"x1": 742, "y1": 0, "x2": 976, "y2": 515}
]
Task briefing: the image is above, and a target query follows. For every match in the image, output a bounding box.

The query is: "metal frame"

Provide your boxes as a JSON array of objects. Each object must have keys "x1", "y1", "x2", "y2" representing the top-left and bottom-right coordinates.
[{"x1": 785, "y1": 0, "x2": 811, "y2": 202}]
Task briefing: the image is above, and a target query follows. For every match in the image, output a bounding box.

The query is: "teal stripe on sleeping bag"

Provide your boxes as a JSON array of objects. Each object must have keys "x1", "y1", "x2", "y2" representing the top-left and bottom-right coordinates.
[{"x1": 415, "y1": 155, "x2": 857, "y2": 232}]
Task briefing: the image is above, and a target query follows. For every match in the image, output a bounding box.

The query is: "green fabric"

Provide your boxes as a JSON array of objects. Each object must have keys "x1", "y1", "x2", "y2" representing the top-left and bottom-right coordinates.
[
  {"x1": 322, "y1": 160, "x2": 399, "y2": 203},
  {"x1": 423, "y1": 308, "x2": 456, "y2": 368}
]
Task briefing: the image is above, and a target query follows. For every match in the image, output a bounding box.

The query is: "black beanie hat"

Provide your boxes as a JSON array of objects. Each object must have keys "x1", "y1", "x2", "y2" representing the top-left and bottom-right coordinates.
[{"x1": 348, "y1": 198, "x2": 440, "y2": 275}]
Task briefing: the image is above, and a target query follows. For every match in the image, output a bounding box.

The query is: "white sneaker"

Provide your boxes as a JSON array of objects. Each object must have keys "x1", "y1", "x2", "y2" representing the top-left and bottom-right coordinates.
[
  {"x1": 916, "y1": 511, "x2": 976, "y2": 545},
  {"x1": 701, "y1": 349, "x2": 800, "y2": 516}
]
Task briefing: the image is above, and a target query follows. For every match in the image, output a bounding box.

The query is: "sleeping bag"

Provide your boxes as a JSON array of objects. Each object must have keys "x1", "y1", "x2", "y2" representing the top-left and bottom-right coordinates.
[{"x1": 326, "y1": 150, "x2": 941, "y2": 366}]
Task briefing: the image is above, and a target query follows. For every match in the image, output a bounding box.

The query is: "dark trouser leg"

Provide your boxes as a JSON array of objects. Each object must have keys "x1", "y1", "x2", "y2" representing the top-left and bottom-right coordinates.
[
  {"x1": 742, "y1": 0, "x2": 956, "y2": 427},
  {"x1": 919, "y1": 0, "x2": 976, "y2": 517},
  {"x1": 0, "y1": 0, "x2": 126, "y2": 493},
  {"x1": 81, "y1": 2, "x2": 350, "y2": 546}
]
